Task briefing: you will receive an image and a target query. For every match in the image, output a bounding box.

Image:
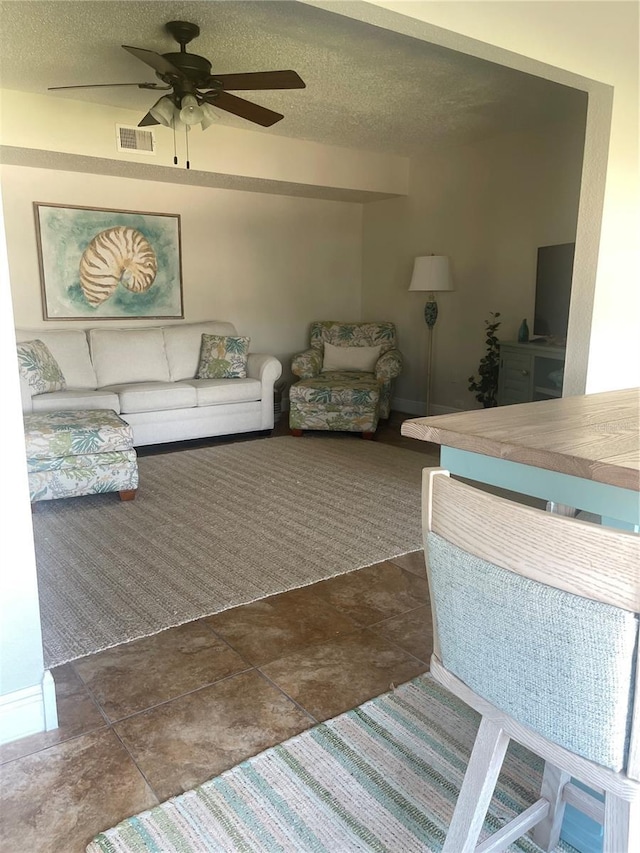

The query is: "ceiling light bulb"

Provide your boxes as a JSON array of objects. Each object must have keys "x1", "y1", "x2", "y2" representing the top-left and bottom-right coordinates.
[
  {"x1": 200, "y1": 102, "x2": 220, "y2": 130},
  {"x1": 148, "y1": 96, "x2": 175, "y2": 127},
  {"x1": 179, "y1": 94, "x2": 204, "y2": 126}
]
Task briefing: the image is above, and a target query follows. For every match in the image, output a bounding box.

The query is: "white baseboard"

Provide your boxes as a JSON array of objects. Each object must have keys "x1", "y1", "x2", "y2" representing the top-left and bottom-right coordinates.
[
  {"x1": 391, "y1": 398, "x2": 425, "y2": 416},
  {"x1": 392, "y1": 397, "x2": 464, "y2": 417},
  {"x1": 0, "y1": 670, "x2": 58, "y2": 745}
]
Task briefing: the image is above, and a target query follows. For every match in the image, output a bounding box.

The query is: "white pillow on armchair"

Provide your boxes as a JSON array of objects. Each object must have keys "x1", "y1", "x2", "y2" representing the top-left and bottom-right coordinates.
[{"x1": 321, "y1": 342, "x2": 381, "y2": 372}]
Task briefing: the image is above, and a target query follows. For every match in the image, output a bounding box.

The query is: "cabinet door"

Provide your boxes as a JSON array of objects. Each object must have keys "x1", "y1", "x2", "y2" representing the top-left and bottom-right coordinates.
[
  {"x1": 533, "y1": 356, "x2": 564, "y2": 400},
  {"x1": 498, "y1": 350, "x2": 533, "y2": 405}
]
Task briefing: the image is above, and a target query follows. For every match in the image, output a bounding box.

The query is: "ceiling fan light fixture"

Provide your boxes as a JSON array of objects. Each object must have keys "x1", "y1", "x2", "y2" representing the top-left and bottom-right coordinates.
[
  {"x1": 168, "y1": 115, "x2": 190, "y2": 133},
  {"x1": 179, "y1": 94, "x2": 204, "y2": 126},
  {"x1": 50, "y1": 20, "x2": 305, "y2": 144},
  {"x1": 148, "y1": 95, "x2": 175, "y2": 127},
  {"x1": 200, "y1": 102, "x2": 220, "y2": 130}
]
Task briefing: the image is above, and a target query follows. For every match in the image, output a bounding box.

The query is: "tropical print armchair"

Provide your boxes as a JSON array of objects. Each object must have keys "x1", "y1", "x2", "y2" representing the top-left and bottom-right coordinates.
[{"x1": 289, "y1": 321, "x2": 403, "y2": 436}]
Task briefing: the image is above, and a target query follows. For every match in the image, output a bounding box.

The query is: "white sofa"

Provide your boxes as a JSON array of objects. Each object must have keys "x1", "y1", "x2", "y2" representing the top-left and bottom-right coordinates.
[{"x1": 16, "y1": 322, "x2": 282, "y2": 447}]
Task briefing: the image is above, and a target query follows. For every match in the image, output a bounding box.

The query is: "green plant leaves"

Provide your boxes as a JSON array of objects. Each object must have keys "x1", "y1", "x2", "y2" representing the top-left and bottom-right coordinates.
[{"x1": 468, "y1": 312, "x2": 501, "y2": 407}]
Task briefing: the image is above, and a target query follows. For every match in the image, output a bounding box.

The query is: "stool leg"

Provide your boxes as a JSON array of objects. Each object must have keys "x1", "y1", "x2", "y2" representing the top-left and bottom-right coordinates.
[
  {"x1": 604, "y1": 793, "x2": 640, "y2": 853},
  {"x1": 531, "y1": 763, "x2": 570, "y2": 850},
  {"x1": 443, "y1": 717, "x2": 510, "y2": 853},
  {"x1": 118, "y1": 489, "x2": 136, "y2": 501}
]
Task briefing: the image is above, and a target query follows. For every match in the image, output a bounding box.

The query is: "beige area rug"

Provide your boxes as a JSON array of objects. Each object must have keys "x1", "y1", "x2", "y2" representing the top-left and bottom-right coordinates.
[{"x1": 33, "y1": 436, "x2": 432, "y2": 668}]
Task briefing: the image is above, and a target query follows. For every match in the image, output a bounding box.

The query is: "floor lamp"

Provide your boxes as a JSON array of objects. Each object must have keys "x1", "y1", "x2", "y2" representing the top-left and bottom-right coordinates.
[{"x1": 408, "y1": 255, "x2": 454, "y2": 416}]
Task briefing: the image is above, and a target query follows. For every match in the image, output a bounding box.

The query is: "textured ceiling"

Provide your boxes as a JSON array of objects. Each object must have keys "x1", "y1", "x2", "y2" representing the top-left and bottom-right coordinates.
[{"x1": 0, "y1": 0, "x2": 586, "y2": 157}]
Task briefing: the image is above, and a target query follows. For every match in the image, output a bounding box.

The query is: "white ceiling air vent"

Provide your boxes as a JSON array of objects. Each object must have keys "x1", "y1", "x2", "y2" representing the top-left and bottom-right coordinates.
[{"x1": 116, "y1": 124, "x2": 156, "y2": 154}]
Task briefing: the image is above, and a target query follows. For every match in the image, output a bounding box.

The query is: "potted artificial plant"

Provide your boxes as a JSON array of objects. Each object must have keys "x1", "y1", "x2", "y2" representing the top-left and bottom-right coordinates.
[{"x1": 468, "y1": 312, "x2": 501, "y2": 407}]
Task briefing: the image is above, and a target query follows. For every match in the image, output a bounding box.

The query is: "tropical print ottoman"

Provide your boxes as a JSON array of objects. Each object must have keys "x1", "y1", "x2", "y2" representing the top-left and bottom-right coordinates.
[
  {"x1": 24, "y1": 409, "x2": 138, "y2": 502},
  {"x1": 289, "y1": 371, "x2": 381, "y2": 432}
]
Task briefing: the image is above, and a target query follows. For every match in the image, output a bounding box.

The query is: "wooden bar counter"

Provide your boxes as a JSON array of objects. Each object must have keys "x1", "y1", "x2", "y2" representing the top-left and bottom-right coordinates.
[{"x1": 401, "y1": 388, "x2": 640, "y2": 528}]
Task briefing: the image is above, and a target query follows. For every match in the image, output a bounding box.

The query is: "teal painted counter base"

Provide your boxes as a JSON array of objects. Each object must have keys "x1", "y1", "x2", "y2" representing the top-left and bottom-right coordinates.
[
  {"x1": 562, "y1": 783, "x2": 604, "y2": 853},
  {"x1": 440, "y1": 447, "x2": 640, "y2": 529}
]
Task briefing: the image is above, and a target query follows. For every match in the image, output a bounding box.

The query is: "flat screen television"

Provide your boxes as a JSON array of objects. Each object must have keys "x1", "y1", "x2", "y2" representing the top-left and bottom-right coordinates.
[{"x1": 533, "y1": 242, "x2": 575, "y2": 342}]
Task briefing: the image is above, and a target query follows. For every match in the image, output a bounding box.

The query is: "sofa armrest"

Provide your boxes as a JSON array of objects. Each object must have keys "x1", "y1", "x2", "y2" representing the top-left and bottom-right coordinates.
[
  {"x1": 247, "y1": 353, "x2": 282, "y2": 386},
  {"x1": 247, "y1": 354, "x2": 282, "y2": 431},
  {"x1": 291, "y1": 348, "x2": 322, "y2": 379},
  {"x1": 375, "y1": 349, "x2": 403, "y2": 382}
]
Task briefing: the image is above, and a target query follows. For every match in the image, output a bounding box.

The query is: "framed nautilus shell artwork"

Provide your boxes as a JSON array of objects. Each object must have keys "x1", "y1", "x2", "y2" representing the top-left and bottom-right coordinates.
[{"x1": 34, "y1": 203, "x2": 183, "y2": 320}]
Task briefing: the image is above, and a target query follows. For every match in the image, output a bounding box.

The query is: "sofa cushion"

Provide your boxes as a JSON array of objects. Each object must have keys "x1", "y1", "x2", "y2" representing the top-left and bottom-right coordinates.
[
  {"x1": 197, "y1": 334, "x2": 250, "y2": 379},
  {"x1": 187, "y1": 378, "x2": 262, "y2": 406},
  {"x1": 163, "y1": 321, "x2": 238, "y2": 381},
  {"x1": 89, "y1": 328, "x2": 170, "y2": 387},
  {"x1": 31, "y1": 389, "x2": 121, "y2": 414},
  {"x1": 322, "y1": 342, "x2": 381, "y2": 373},
  {"x1": 104, "y1": 381, "x2": 197, "y2": 414},
  {"x1": 17, "y1": 339, "x2": 67, "y2": 394},
  {"x1": 15, "y1": 328, "x2": 97, "y2": 389}
]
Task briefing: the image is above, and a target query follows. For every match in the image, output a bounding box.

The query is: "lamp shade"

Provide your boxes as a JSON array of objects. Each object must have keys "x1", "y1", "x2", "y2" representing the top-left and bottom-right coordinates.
[{"x1": 408, "y1": 256, "x2": 453, "y2": 293}]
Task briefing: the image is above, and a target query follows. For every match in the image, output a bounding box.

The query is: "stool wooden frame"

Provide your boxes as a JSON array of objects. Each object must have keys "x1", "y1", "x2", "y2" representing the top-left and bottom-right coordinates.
[{"x1": 422, "y1": 468, "x2": 640, "y2": 853}]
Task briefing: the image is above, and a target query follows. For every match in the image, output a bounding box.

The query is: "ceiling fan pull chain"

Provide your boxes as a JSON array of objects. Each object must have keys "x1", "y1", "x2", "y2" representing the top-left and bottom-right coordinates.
[
  {"x1": 172, "y1": 121, "x2": 178, "y2": 166},
  {"x1": 185, "y1": 126, "x2": 190, "y2": 170}
]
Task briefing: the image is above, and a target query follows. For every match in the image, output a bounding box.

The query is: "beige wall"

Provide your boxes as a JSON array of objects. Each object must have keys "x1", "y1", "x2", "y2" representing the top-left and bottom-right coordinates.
[
  {"x1": 363, "y1": 119, "x2": 585, "y2": 412},
  {"x1": 356, "y1": 0, "x2": 640, "y2": 392},
  {"x1": 1, "y1": 164, "x2": 363, "y2": 375},
  {"x1": 0, "y1": 89, "x2": 408, "y2": 198}
]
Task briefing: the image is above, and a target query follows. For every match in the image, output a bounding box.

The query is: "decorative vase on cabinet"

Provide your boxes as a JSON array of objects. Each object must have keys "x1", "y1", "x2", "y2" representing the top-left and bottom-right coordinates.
[{"x1": 517, "y1": 319, "x2": 530, "y2": 343}]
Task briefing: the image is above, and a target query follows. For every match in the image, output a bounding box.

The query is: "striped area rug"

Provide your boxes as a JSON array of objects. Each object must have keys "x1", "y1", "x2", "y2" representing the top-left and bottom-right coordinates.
[{"x1": 87, "y1": 676, "x2": 576, "y2": 853}]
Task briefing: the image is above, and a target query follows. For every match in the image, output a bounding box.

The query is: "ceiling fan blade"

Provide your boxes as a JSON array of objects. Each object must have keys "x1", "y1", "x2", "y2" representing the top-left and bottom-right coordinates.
[
  {"x1": 138, "y1": 112, "x2": 161, "y2": 127},
  {"x1": 122, "y1": 45, "x2": 184, "y2": 78},
  {"x1": 207, "y1": 70, "x2": 305, "y2": 91},
  {"x1": 48, "y1": 82, "x2": 166, "y2": 90},
  {"x1": 203, "y1": 91, "x2": 283, "y2": 127}
]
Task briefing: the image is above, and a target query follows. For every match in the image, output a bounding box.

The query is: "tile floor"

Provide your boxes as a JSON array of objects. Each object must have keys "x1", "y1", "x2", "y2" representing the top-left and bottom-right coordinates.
[{"x1": 0, "y1": 413, "x2": 439, "y2": 853}]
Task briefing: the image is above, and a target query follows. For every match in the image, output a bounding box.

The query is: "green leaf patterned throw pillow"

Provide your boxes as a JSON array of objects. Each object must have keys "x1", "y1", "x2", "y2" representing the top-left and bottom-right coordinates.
[
  {"x1": 197, "y1": 334, "x2": 250, "y2": 379},
  {"x1": 17, "y1": 339, "x2": 67, "y2": 394}
]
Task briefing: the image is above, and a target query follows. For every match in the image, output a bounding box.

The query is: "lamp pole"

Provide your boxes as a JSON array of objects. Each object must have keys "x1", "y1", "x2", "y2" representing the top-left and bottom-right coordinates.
[
  {"x1": 408, "y1": 255, "x2": 454, "y2": 418},
  {"x1": 424, "y1": 296, "x2": 438, "y2": 416}
]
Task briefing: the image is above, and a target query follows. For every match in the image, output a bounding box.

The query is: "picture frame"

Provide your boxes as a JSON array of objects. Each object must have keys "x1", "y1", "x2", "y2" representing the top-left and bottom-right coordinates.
[{"x1": 33, "y1": 203, "x2": 184, "y2": 320}]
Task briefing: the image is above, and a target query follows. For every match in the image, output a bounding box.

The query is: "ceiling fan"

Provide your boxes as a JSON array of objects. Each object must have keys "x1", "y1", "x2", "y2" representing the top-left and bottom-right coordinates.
[{"x1": 49, "y1": 20, "x2": 305, "y2": 130}]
